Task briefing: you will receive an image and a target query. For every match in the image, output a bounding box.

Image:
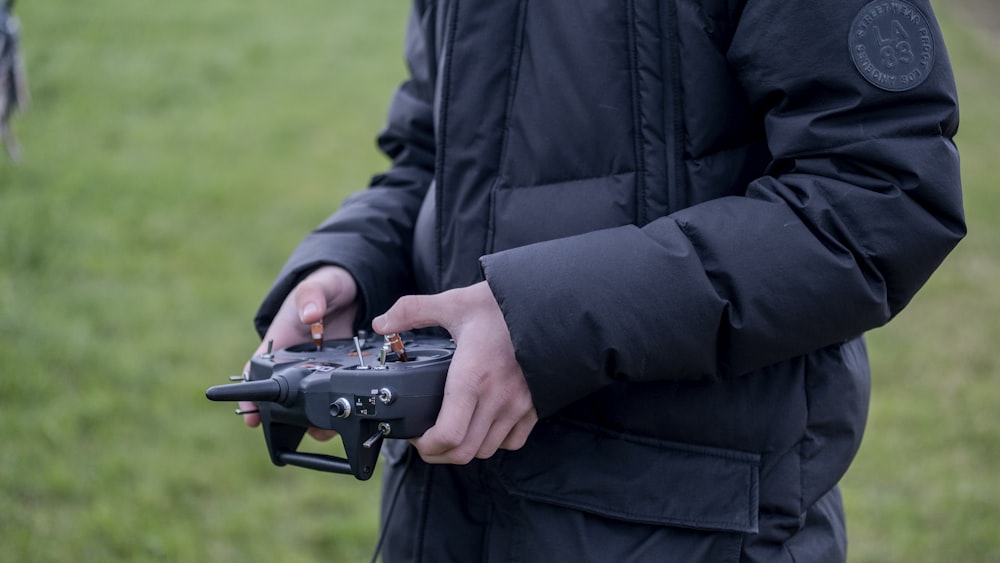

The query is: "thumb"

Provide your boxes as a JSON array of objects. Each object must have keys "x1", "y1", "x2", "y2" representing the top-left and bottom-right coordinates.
[
  {"x1": 295, "y1": 266, "x2": 359, "y2": 324},
  {"x1": 373, "y1": 293, "x2": 454, "y2": 335},
  {"x1": 294, "y1": 282, "x2": 327, "y2": 325}
]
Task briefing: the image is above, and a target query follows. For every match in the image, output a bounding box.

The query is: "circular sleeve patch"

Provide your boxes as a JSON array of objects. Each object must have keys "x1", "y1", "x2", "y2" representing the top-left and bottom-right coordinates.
[{"x1": 849, "y1": 0, "x2": 935, "y2": 92}]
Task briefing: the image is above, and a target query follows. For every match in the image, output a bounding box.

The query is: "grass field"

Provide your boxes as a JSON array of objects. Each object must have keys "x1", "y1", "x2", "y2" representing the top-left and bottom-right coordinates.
[{"x1": 1, "y1": 2, "x2": 997, "y2": 562}]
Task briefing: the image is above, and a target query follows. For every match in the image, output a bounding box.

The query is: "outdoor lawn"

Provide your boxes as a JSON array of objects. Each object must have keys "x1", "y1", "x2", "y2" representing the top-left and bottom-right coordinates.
[{"x1": 1, "y1": 2, "x2": 997, "y2": 561}]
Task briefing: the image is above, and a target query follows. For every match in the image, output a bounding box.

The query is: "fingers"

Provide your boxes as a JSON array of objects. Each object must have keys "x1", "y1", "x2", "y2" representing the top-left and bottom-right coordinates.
[
  {"x1": 372, "y1": 291, "x2": 465, "y2": 335},
  {"x1": 372, "y1": 295, "x2": 429, "y2": 334},
  {"x1": 415, "y1": 361, "x2": 527, "y2": 463},
  {"x1": 413, "y1": 402, "x2": 537, "y2": 464},
  {"x1": 237, "y1": 357, "x2": 261, "y2": 428},
  {"x1": 294, "y1": 281, "x2": 329, "y2": 325},
  {"x1": 238, "y1": 266, "x2": 359, "y2": 429},
  {"x1": 294, "y1": 265, "x2": 357, "y2": 320},
  {"x1": 438, "y1": 371, "x2": 537, "y2": 463},
  {"x1": 240, "y1": 278, "x2": 537, "y2": 463},
  {"x1": 307, "y1": 428, "x2": 338, "y2": 442},
  {"x1": 410, "y1": 367, "x2": 483, "y2": 463},
  {"x1": 497, "y1": 412, "x2": 538, "y2": 452},
  {"x1": 477, "y1": 389, "x2": 538, "y2": 457},
  {"x1": 295, "y1": 266, "x2": 358, "y2": 338},
  {"x1": 399, "y1": 282, "x2": 538, "y2": 464},
  {"x1": 239, "y1": 400, "x2": 336, "y2": 441},
  {"x1": 238, "y1": 400, "x2": 261, "y2": 428}
]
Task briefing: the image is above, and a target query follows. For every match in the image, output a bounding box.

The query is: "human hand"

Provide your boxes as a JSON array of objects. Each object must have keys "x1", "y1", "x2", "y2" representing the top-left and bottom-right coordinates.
[
  {"x1": 372, "y1": 281, "x2": 537, "y2": 464},
  {"x1": 239, "y1": 265, "x2": 358, "y2": 441}
]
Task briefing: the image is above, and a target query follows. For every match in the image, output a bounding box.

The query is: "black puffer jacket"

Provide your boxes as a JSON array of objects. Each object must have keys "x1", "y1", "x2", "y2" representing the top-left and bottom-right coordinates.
[{"x1": 256, "y1": 1, "x2": 964, "y2": 560}]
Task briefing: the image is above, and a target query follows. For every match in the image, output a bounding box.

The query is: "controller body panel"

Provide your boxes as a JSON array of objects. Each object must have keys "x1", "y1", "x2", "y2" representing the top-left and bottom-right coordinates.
[{"x1": 207, "y1": 333, "x2": 454, "y2": 480}]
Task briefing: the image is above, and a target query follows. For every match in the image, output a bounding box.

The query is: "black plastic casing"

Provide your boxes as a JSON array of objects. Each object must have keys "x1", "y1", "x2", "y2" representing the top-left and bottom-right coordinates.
[{"x1": 207, "y1": 334, "x2": 453, "y2": 480}]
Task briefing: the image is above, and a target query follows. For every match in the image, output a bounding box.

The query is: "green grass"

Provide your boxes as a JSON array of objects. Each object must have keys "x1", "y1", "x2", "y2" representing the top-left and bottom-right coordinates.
[
  {"x1": 1, "y1": 2, "x2": 997, "y2": 562},
  {"x1": 839, "y1": 6, "x2": 1000, "y2": 561},
  {"x1": 1, "y1": 2, "x2": 406, "y2": 561}
]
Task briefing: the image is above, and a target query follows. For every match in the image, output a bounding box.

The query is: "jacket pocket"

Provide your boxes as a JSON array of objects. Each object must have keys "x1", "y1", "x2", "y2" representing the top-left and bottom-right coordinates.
[{"x1": 492, "y1": 417, "x2": 760, "y2": 534}]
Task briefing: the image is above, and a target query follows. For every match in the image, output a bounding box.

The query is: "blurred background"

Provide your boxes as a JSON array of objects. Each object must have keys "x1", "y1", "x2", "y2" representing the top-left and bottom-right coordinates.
[{"x1": 0, "y1": 2, "x2": 996, "y2": 561}]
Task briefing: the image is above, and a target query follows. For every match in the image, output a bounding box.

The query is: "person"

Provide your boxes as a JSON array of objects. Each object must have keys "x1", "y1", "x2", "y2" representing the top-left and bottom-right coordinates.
[
  {"x1": 238, "y1": 1, "x2": 965, "y2": 561},
  {"x1": 1, "y1": 0, "x2": 30, "y2": 162}
]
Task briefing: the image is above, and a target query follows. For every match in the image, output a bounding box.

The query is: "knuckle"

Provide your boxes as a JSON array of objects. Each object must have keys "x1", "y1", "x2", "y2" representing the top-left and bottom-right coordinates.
[
  {"x1": 503, "y1": 427, "x2": 531, "y2": 451},
  {"x1": 400, "y1": 295, "x2": 423, "y2": 319},
  {"x1": 391, "y1": 295, "x2": 423, "y2": 325},
  {"x1": 511, "y1": 392, "x2": 536, "y2": 417},
  {"x1": 434, "y1": 426, "x2": 466, "y2": 451},
  {"x1": 446, "y1": 445, "x2": 478, "y2": 465},
  {"x1": 475, "y1": 444, "x2": 499, "y2": 460},
  {"x1": 462, "y1": 367, "x2": 490, "y2": 390}
]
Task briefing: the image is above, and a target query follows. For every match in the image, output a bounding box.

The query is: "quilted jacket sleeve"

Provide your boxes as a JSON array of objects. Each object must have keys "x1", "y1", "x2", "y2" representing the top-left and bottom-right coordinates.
[
  {"x1": 254, "y1": 5, "x2": 436, "y2": 335},
  {"x1": 481, "y1": 0, "x2": 965, "y2": 416}
]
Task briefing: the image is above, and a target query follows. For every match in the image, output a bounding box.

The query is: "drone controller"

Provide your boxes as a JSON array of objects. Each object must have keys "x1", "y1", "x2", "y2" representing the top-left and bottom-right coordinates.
[{"x1": 206, "y1": 332, "x2": 453, "y2": 480}]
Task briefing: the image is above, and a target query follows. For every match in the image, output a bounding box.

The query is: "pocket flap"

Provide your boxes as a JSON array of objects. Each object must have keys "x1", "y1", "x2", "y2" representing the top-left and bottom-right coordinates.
[{"x1": 492, "y1": 418, "x2": 760, "y2": 533}]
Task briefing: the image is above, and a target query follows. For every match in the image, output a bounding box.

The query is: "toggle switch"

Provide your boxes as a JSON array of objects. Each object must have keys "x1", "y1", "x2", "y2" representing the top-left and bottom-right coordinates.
[{"x1": 363, "y1": 422, "x2": 391, "y2": 449}]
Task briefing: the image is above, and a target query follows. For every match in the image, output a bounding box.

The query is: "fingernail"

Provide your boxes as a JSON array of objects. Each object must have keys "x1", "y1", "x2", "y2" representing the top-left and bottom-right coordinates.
[
  {"x1": 373, "y1": 314, "x2": 387, "y2": 332},
  {"x1": 301, "y1": 302, "x2": 319, "y2": 321}
]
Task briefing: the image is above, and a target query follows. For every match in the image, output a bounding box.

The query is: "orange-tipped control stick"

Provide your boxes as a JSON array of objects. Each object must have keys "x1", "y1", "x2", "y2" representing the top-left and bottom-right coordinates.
[
  {"x1": 311, "y1": 321, "x2": 324, "y2": 351},
  {"x1": 385, "y1": 333, "x2": 408, "y2": 362}
]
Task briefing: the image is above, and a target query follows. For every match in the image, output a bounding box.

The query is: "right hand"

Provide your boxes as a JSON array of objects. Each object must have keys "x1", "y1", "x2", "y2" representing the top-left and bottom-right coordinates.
[{"x1": 239, "y1": 265, "x2": 359, "y2": 437}]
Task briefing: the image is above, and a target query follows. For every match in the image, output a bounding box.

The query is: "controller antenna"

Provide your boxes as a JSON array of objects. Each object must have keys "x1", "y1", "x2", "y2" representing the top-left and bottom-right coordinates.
[{"x1": 206, "y1": 379, "x2": 282, "y2": 403}]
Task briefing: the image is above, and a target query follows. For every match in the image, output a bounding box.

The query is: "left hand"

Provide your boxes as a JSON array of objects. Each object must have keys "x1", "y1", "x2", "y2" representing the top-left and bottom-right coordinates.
[
  {"x1": 239, "y1": 265, "x2": 359, "y2": 441},
  {"x1": 373, "y1": 281, "x2": 538, "y2": 464}
]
